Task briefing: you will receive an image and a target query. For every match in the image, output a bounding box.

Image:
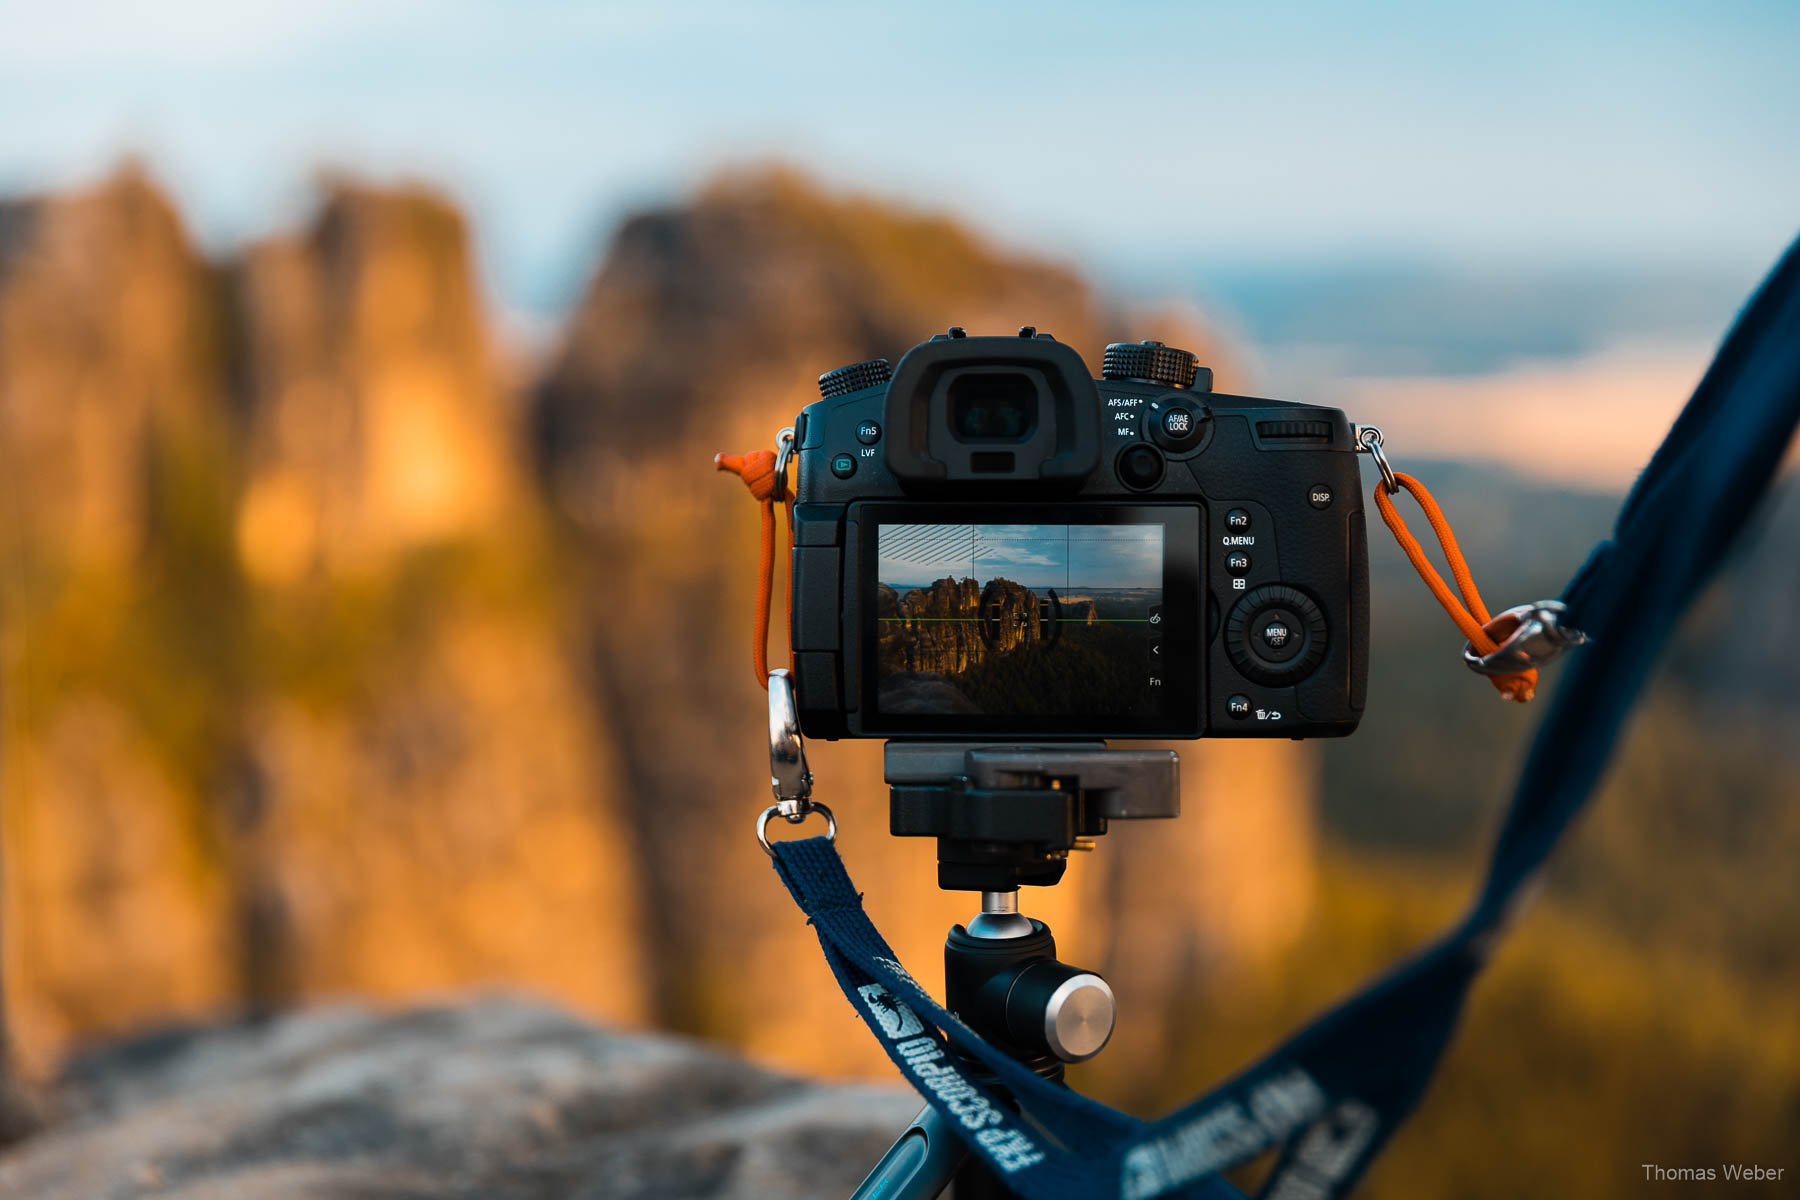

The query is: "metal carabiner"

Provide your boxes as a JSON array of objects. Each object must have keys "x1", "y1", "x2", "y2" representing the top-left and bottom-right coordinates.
[
  {"x1": 758, "y1": 668, "x2": 833, "y2": 856},
  {"x1": 1463, "y1": 600, "x2": 1590, "y2": 677},
  {"x1": 768, "y1": 667, "x2": 812, "y2": 809}
]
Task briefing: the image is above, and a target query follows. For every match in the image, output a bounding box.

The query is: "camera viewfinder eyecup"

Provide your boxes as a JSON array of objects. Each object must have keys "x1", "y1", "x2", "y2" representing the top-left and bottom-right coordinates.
[{"x1": 883, "y1": 332, "x2": 1101, "y2": 493}]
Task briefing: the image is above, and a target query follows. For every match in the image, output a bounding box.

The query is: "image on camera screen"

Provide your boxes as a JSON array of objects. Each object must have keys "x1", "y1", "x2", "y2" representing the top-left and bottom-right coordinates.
[{"x1": 875, "y1": 522, "x2": 1165, "y2": 716}]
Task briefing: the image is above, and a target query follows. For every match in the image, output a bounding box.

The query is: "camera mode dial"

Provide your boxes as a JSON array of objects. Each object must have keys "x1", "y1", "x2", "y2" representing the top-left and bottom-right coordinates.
[
  {"x1": 817, "y1": 358, "x2": 892, "y2": 400},
  {"x1": 1103, "y1": 341, "x2": 1212, "y2": 391},
  {"x1": 1225, "y1": 584, "x2": 1328, "y2": 685}
]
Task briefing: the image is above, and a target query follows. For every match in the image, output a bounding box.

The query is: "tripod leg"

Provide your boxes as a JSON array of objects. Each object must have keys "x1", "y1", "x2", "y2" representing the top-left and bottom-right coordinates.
[{"x1": 849, "y1": 1103, "x2": 969, "y2": 1199}]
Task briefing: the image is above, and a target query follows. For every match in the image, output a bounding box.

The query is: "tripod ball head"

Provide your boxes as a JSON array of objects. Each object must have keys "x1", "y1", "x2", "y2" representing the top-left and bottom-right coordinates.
[{"x1": 946, "y1": 919, "x2": 1117, "y2": 1066}]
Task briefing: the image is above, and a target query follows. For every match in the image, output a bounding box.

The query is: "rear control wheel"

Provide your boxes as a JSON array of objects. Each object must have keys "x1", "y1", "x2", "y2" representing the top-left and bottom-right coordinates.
[{"x1": 1225, "y1": 585, "x2": 1327, "y2": 685}]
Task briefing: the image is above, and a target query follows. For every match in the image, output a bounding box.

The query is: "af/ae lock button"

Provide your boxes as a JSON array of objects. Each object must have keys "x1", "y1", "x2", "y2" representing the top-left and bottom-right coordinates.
[{"x1": 1147, "y1": 399, "x2": 1210, "y2": 455}]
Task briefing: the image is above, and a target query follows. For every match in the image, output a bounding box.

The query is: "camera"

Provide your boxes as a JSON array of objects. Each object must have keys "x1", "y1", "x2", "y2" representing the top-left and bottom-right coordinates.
[{"x1": 788, "y1": 327, "x2": 1368, "y2": 740}]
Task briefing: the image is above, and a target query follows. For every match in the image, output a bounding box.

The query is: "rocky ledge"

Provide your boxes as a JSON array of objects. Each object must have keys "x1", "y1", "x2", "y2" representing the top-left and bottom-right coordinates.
[{"x1": 0, "y1": 997, "x2": 920, "y2": 1199}]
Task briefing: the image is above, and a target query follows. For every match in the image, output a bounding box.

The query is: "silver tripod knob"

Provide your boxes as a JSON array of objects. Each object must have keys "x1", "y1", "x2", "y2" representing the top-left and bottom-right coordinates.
[
  {"x1": 1042, "y1": 972, "x2": 1116, "y2": 1062},
  {"x1": 1002, "y1": 960, "x2": 1116, "y2": 1063}
]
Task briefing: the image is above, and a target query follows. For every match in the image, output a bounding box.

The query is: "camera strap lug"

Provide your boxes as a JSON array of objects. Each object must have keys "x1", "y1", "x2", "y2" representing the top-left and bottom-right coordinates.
[
  {"x1": 718, "y1": 427, "x2": 836, "y2": 855},
  {"x1": 714, "y1": 427, "x2": 797, "y2": 686},
  {"x1": 1352, "y1": 424, "x2": 1398, "y2": 493},
  {"x1": 1356, "y1": 422, "x2": 1585, "y2": 702}
]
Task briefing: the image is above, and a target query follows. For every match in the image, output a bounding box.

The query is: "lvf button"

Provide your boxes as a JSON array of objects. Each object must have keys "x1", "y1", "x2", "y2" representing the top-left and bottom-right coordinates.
[
  {"x1": 1308, "y1": 484, "x2": 1333, "y2": 510},
  {"x1": 856, "y1": 420, "x2": 882, "y2": 445},
  {"x1": 830, "y1": 453, "x2": 857, "y2": 479}
]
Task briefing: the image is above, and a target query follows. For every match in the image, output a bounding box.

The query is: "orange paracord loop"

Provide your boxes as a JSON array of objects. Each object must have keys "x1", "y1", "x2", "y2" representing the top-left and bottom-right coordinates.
[
  {"x1": 1372, "y1": 472, "x2": 1538, "y2": 702},
  {"x1": 714, "y1": 446, "x2": 792, "y2": 689}
]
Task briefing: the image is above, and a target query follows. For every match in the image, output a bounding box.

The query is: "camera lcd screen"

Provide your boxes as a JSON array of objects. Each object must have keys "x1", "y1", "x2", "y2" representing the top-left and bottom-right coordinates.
[{"x1": 858, "y1": 506, "x2": 1201, "y2": 734}]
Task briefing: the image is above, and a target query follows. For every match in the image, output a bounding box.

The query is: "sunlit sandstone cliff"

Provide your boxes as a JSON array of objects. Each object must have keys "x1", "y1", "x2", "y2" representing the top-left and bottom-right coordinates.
[
  {"x1": 0, "y1": 170, "x2": 242, "y2": 1071},
  {"x1": 1, "y1": 163, "x2": 1316, "y2": 1091},
  {"x1": 0, "y1": 165, "x2": 220, "y2": 566},
  {"x1": 0, "y1": 170, "x2": 650, "y2": 1073}
]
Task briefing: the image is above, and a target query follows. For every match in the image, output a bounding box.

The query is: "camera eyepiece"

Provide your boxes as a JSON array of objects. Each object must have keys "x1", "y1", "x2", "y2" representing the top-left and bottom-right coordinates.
[{"x1": 881, "y1": 331, "x2": 1101, "y2": 492}]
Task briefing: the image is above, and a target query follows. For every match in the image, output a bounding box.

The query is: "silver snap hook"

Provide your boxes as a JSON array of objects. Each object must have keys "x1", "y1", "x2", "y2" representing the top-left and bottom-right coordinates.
[{"x1": 1463, "y1": 601, "x2": 1590, "y2": 677}]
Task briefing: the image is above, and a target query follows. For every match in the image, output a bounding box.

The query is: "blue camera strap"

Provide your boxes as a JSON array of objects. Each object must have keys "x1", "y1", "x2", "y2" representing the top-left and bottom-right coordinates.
[{"x1": 767, "y1": 231, "x2": 1800, "y2": 1200}]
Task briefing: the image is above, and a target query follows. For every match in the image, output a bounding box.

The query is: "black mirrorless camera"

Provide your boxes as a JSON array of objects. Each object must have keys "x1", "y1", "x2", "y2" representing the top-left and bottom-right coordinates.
[{"x1": 788, "y1": 327, "x2": 1369, "y2": 741}]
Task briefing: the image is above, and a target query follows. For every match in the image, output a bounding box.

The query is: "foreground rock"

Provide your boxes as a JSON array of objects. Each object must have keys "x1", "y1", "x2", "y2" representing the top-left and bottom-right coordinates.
[{"x1": 0, "y1": 997, "x2": 920, "y2": 1199}]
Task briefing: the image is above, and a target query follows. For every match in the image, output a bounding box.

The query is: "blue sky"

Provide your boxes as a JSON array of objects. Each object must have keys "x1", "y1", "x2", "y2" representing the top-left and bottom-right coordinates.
[
  {"x1": 2, "y1": 1, "x2": 1795, "y2": 330},
  {"x1": 880, "y1": 524, "x2": 1163, "y2": 591}
]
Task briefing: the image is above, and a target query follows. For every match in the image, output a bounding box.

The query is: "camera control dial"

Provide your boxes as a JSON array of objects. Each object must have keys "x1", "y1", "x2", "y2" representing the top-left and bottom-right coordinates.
[
  {"x1": 817, "y1": 358, "x2": 893, "y2": 400},
  {"x1": 1103, "y1": 340, "x2": 1213, "y2": 391},
  {"x1": 1225, "y1": 584, "x2": 1328, "y2": 685}
]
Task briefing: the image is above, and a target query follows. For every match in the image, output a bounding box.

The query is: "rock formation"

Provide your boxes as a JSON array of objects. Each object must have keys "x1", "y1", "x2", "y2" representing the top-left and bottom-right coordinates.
[
  {"x1": 1, "y1": 162, "x2": 1316, "y2": 1103},
  {"x1": 0, "y1": 997, "x2": 918, "y2": 1199},
  {"x1": 882, "y1": 576, "x2": 1043, "y2": 676},
  {"x1": 0, "y1": 164, "x2": 222, "y2": 566},
  {"x1": 0, "y1": 169, "x2": 651, "y2": 1079}
]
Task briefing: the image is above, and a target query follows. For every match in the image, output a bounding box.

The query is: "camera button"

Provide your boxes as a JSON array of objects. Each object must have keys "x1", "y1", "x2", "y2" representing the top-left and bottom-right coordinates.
[
  {"x1": 1148, "y1": 400, "x2": 1210, "y2": 453},
  {"x1": 1308, "y1": 483, "x2": 1333, "y2": 510},
  {"x1": 1225, "y1": 508, "x2": 1252, "y2": 532},
  {"x1": 1117, "y1": 443, "x2": 1166, "y2": 490},
  {"x1": 856, "y1": 420, "x2": 882, "y2": 445},
  {"x1": 1227, "y1": 694, "x2": 1252, "y2": 719},
  {"x1": 1226, "y1": 551, "x2": 1251, "y2": 576},
  {"x1": 830, "y1": 453, "x2": 857, "y2": 479}
]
